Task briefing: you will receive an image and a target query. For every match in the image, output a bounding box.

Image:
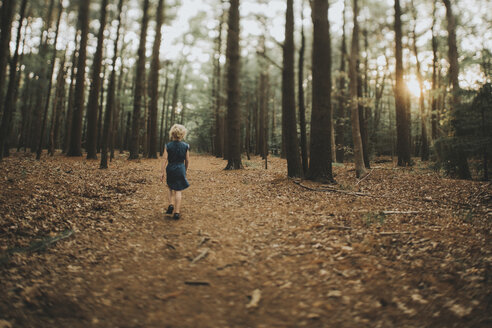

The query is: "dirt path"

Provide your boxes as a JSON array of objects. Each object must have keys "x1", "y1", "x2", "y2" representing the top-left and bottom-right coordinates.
[{"x1": 1, "y1": 153, "x2": 491, "y2": 327}]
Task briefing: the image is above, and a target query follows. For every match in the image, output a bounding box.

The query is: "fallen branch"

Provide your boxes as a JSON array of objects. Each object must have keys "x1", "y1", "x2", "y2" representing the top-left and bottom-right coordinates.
[
  {"x1": 356, "y1": 169, "x2": 374, "y2": 185},
  {"x1": 191, "y1": 248, "x2": 209, "y2": 264},
  {"x1": 325, "y1": 225, "x2": 352, "y2": 230},
  {"x1": 381, "y1": 211, "x2": 419, "y2": 215},
  {"x1": 185, "y1": 281, "x2": 210, "y2": 286},
  {"x1": 378, "y1": 231, "x2": 414, "y2": 236},
  {"x1": 1, "y1": 229, "x2": 74, "y2": 264},
  {"x1": 293, "y1": 180, "x2": 372, "y2": 197},
  {"x1": 198, "y1": 237, "x2": 210, "y2": 247}
]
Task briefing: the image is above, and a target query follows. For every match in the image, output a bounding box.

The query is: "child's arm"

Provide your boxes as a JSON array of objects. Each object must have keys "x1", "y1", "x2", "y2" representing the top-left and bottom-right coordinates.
[
  {"x1": 185, "y1": 148, "x2": 190, "y2": 172},
  {"x1": 161, "y1": 148, "x2": 168, "y2": 182}
]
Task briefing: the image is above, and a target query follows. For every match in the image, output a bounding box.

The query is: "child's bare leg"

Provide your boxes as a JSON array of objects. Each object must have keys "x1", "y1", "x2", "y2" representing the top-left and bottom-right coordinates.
[
  {"x1": 168, "y1": 188, "x2": 175, "y2": 206},
  {"x1": 175, "y1": 191, "x2": 182, "y2": 213}
]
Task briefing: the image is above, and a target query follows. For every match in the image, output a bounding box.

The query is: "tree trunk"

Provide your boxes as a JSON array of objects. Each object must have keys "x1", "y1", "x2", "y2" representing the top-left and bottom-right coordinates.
[
  {"x1": 100, "y1": 0, "x2": 123, "y2": 168},
  {"x1": 0, "y1": 0, "x2": 25, "y2": 160},
  {"x1": 214, "y1": 6, "x2": 225, "y2": 158},
  {"x1": 169, "y1": 65, "x2": 182, "y2": 130},
  {"x1": 85, "y1": 0, "x2": 109, "y2": 159},
  {"x1": 0, "y1": 0, "x2": 16, "y2": 117},
  {"x1": 308, "y1": 0, "x2": 334, "y2": 182},
  {"x1": 431, "y1": 0, "x2": 439, "y2": 141},
  {"x1": 129, "y1": 0, "x2": 150, "y2": 159},
  {"x1": 49, "y1": 53, "x2": 68, "y2": 156},
  {"x1": 63, "y1": 36, "x2": 79, "y2": 154},
  {"x1": 394, "y1": 0, "x2": 411, "y2": 166},
  {"x1": 282, "y1": 0, "x2": 302, "y2": 177},
  {"x1": 348, "y1": 0, "x2": 367, "y2": 178},
  {"x1": 159, "y1": 71, "x2": 169, "y2": 156},
  {"x1": 443, "y1": 0, "x2": 470, "y2": 179},
  {"x1": 36, "y1": 2, "x2": 63, "y2": 160},
  {"x1": 298, "y1": 2, "x2": 308, "y2": 175},
  {"x1": 148, "y1": 0, "x2": 164, "y2": 159},
  {"x1": 67, "y1": 0, "x2": 91, "y2": 157},
  {"x1": 410, "y1": 0, "x2": 429, "y2": 161},
  {"x1": 224, "y1": 0, "x2": 242, "y2": 169},
  {"x1": 335, "y1": 2, "x2": 347, "y2": 163}
]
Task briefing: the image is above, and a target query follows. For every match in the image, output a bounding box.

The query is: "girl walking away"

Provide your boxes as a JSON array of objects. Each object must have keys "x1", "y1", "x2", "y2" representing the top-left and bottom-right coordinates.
[{"x1": 161, "y1": 124, "x2": 190, "y2": 220}]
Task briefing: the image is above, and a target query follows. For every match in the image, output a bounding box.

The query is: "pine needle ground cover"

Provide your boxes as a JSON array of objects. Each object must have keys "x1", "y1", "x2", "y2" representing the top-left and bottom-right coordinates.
[{"x1": 1, "y1": 153, "x2": 491, "y2": 327}]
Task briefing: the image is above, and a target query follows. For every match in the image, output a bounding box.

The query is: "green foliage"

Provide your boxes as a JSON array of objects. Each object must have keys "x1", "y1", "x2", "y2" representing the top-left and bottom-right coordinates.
[{"x1": 434, "y1": 84, "x2": 492, "y2": 180}]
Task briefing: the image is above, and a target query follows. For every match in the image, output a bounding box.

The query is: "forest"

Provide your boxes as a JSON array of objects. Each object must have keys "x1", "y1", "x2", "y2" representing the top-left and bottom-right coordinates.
[{"x1": 0, "y1": 0, "x2": 491, "y2": 327}]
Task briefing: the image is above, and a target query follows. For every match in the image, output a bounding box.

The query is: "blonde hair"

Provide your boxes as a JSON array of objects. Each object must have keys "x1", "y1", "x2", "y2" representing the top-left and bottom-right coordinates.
[{"x1": 169, "y1": 124, "x2": 187, "y2": 141}]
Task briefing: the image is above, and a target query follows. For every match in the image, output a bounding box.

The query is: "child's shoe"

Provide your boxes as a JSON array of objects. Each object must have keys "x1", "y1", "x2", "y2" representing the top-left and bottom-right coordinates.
[
  {"x1": 166, "y1": 205, "x2": 174, "y2": 215},
  {"x1": 173, "y1": 213, "x2": 180, "y2": 220}
]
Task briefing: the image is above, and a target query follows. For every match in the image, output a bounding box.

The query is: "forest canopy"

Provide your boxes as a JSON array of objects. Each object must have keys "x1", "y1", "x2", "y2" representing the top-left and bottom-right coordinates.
[{"x1": 0, "y1": 0, "x2": 490, "y2": 179}]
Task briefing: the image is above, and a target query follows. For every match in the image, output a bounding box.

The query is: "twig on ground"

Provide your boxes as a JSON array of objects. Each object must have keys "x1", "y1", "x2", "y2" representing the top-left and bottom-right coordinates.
[
  {"x1": 191, "y1": 248, "x2": 209, "y2": 264},
  {"x1": 356, "y1": 169, "x2": 374, "y2": 185},
  {"x1": 381, "y1": 211, "x2": 420, "y2": 215},
  {"x1": 198, "y1": 237, "x2": 210, "y2": 247},
  {"x1": 184, "y1": 281, "x2": 210, "y2": 286},
  {"x1": 378, "y1": 231, "x2": 414, "y2": 236},
  {"x1": 293, "y1": 180, "x2": 372, "y2": 197}
]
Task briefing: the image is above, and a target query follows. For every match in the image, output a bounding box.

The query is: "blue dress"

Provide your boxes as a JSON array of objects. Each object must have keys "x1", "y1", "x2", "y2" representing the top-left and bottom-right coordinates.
[{"x1": 166, "y1": 141, "x2": 190, "y2": 191}]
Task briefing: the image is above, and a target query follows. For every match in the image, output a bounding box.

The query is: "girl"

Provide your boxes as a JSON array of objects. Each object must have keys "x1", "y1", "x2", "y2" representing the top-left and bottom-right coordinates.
[{"x1": 161, "y1": 124, "x2": 190, "y2": 220}]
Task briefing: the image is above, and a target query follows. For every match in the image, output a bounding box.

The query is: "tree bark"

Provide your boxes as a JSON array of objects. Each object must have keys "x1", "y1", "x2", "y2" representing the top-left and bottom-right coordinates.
[
  {"x1": 410, "y1": 0, "x2": 429, "y2": 161},
  {"x1": 335, "y1": 1, "x2": 347, "y2": 163},
  {"x1": 129, "y1": 0, "x2": 150, "y2": 159},
  {"x1": 0, "y1": 0, "x2": 16, "y2": 117},
  {"x1": 36, "y1": 2, "x2": 63, "y2": 160},
  {"x1": 442, "y1": 0, "x2": 470, "y2": 179},
  {"x1": 100, "y1": 0, "x2": 123, "y2": 168},
  {"x1": 282, "y1": 0, "x2": 302, "y2": 177},
  {"x1": 0, "y1": 0, "x2": 25, "y2": 160},
  {"x1": 49, "y1": 52, "x2": 68, "y2": 156},
  {"x1": 298, "y1": 2, "x2": 308, "y2": 175},
  {"x1": 431, "y1": 0, "x2": 439, "y2": 141},
  {"x1": 348, "y1": 0, "x2": 367, "y2": 178},
  {"x1": 148, "y1": 0, "x2": 165, "y2": 159},
  {"x1": 86, "y1": 0, "x2": 109, "y2": 159},
  {"x1": 308, "y1": 0, "x2": 334, "y2": 182},
  {"x1": 67, "y1": 0, "x2": 91, "y2": 157},
  {"x1": 394, "y1": 0, "x2": 411, "y2": 166},
  {"x1": 224, "y1": 0, "x2": 242, "y2": 170}
]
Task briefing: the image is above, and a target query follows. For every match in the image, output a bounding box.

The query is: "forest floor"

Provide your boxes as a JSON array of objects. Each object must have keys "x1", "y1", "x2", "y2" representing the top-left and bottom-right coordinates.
[{"x1": 0, "y1": 151, "x2": 491, "y2": 328}]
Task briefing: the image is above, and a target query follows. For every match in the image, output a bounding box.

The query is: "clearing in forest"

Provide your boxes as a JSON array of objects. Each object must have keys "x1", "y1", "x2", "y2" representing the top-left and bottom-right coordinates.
[{"x1": 0, "y1": 153, "x2": 491, "y2": 327}]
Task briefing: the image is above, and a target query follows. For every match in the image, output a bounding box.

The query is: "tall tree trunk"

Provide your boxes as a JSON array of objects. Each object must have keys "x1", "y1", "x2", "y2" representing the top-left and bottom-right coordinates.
[
  {"x1": 214, "y1": 5, "x2": 225, "y2": 158},
  {"x1": 169, "y1": 65, "x2": 182, "y2": 130},
  {"x1": 67, "y1": 0, "x2": 90, "y2": 156},
  {"x1": 129, "y1": 0, "x2": 150, "y2": 159},
  {"x1": 49, "y1": 52, "x2": 68, "y2": 156},
  {"x1": 282, "y1": 0, "x2": 302, "y2": 177},
  {"x1": 159, "y1": 71, "x2": 169, "y2": 156},
  {"x1": 36, "y1": 1, "x2": 63, "y2": 160},
  {"x1": 360, "y1": 28, "x2": 370, "y2": 168},
  {"x1": 148, "y1": 0, "x2": 164, "y2": 159},
  {"x1": 394, "y1": 0, "x2": 411, "y2": 166},
  {"x1": 308, "y1": 0, "x2": 334, "y2": 182},
  {"x1": 442, "y1": 0, "x2": 470, "y2": 179},
  {"x1": 63, "y1": 36, "x2": 79, "y2": 153},
  {"x1": 431, "y1": 0, "x2": 439, "y2": 141},
  {"x1": 298, "y1": 1, "x2": 308, "y2": 175},
  {"x1": 348, "y1": 0, "x2": 367, "y2": 178},
  {"x1": 411, "y1": 0, "x2": 429, "y2": 161},
  {"x1": 100, "y1": 0, "x2": 123, "y2": 168},
  {"x1": 224, "y1": 0, "x2": 242, "y2": 169},
  {"x1": 96, "y1": 65, "x2": 106, "y2": 153},
  {"x1": 0, "y1": 0, "x2": 25, "y2": 160},
  {"x1": 335, "y1": 1, "x2": 347, "y2": 163},
  {"x1": 0, "y1": 0, "x2": 16, "y2": 116},
  {"x1": 86, "y1": 0, "x2": 109, "y2": 159}
]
